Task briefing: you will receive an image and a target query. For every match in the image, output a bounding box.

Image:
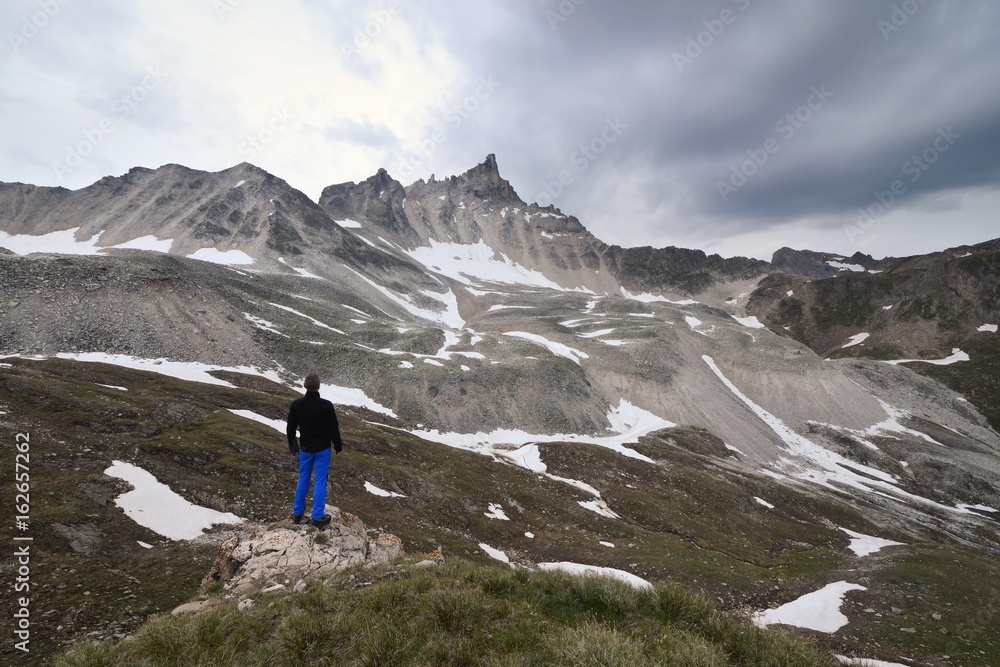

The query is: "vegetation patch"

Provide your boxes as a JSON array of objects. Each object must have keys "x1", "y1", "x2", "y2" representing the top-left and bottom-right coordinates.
[{"x1": 53, "y1": 558, "x2": 839, "y2": 667}]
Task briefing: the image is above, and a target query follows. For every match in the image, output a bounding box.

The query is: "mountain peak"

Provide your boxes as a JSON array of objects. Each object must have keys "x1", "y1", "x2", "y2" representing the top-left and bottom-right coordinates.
[
  {"x1": 456, "y1": 153, "x2": 519, "y2": 203},
  {"x1": 461, "y1": 153, "x2": 499, "y2": 180}
]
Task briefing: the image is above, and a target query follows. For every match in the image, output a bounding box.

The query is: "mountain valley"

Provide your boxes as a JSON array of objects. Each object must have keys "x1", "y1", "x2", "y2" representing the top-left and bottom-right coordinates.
[{"x1": 2, "y1": 156, "x2": 999, "y2": 665}]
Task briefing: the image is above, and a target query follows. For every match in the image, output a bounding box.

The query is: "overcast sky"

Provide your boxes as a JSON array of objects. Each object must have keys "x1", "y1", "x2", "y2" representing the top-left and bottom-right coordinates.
[{"x1": 2, "y1": 0, "x2": 998, "y2": 260}]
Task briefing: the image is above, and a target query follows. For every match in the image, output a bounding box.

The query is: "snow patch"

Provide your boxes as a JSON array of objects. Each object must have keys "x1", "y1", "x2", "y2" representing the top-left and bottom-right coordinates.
[
  {"x1": 319, "y1": 382, "x2": 397, "y2": 418},
  {"x1": 577, "y1": 328, "x2": 616, "y2": 339},
  {"x1": 413, "y1": 400, "x2": 669, "y2": 464},
  {"x1": 835, "y1": 656, "x2": 911, "y2": 667},
  {"x1": 754, "y1": 497, "x2": 775, "y2": 509},
  {"x1": 978, "y1": 324, "x2": 998, "y2": 333},
  {"x1": 724, "y1": 443, "x2": 745, "y2": 457},
  {"x1": 503, "y1": 331, "x2": 588, "y2": 365},
  {"x1": 364, "y1": 481, "x2": 405, "y2": 498},
  {"x1": 0, "y1": 227, "x2": 104, "y2": 255},
  {"x1": 732, "y1": 315, "x2": 766, "y2": 329},
  {"x1": 579, "y1": 499, "x2": 620, "y2": 519},
  {"x1": 485, "y1": 503, "x2": 510, "y2": 520},
  {"x1": 405, "y1": 239, "x2": 592, "y2": 293},
  {"x1": 752, "y1": 581, "x2": 866, "y2": 633},
  {"x1": 229, "y1": 409, "x2": 285, "y2": 433},
  {"x1": 842, "y1": 333, "x2": 870, "y2": 348},
  {"x1": 109, "y1": 235, "x2": 173, "y2": 252},
  {"x1": 956, "y1": 503, "x2": 998, "y2": 514},
  {"x1": 54, "y1": 352, "x2": 282, "y2": 388},
  {"x1": 884, "y1": 348, "x2": 969, "y2": 366},
  {"x1": 291, "y1": 267, "x2": 323, "y2": 279},
  {"x1": 701, "y1": 355, "x2": 967, "y2": 512},
  {"x1": 827, "y1": 261, "x2": 866, "y2": 273},
  {"x1": 538, "y1": 562, "x2": 652, "y2": 590},
  {"x1": 839, "y1": 527, "x2": 904, "y2": 557},
  {"x1": 621, "y1": 288, "x2": 698, "y2": 305},
  {"x1": 187, "y1": 248, "x2": 255, "y2": 265},
  {"x1": 347, "y1": 267, "x2": 465, "y2": 329},
  {"x1": 104, "y1": 461, "x2": 244, "y2": 540},
  {"x1": 245, "y1": 313, "x2": 287, "y2": 336},
  {"x1": 479, "y1": 543, "x2": 510, "y2": 563},
  {"x1": 268, "y1": 302, "x2": 345, "y2": 335},
  {"x1": 336, "y1": 218, "x2": 363, "y2": 228}
]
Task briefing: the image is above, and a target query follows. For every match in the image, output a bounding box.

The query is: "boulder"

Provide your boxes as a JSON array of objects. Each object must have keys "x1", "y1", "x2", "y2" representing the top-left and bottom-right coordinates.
[{"x1": 203, "y1": 506, "x2": 403, "y2": 598}]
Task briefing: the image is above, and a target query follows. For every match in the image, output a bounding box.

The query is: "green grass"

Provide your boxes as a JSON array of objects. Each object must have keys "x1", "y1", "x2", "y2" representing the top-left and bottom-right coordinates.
[{"x1": 52, "y1": 558, "x2": 839, "y2": 667}]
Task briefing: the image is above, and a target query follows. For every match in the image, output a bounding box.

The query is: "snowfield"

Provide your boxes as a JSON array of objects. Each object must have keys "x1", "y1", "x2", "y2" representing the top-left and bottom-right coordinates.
[
  {"x1": 752, "y1": 581, "x2": 866, "y2": 633},
  {"x1": 104, "y1": 461, "x2": 244, "y2": 540}
]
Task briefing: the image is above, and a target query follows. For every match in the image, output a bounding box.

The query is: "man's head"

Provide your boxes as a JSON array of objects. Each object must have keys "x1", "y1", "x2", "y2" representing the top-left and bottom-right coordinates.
[{"x1": 304, "y1": 372, "x2": 321, "y2": 391}]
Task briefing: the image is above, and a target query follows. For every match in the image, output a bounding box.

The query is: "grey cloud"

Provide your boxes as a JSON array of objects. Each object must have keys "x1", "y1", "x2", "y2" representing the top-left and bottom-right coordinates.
[{"x1": 403, "y1": 0, "x2": 1000, "y2": 254}]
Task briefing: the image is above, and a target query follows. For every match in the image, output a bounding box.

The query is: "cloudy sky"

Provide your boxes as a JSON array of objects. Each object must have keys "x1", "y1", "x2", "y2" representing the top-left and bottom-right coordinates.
[{"x1": 2, "y1": 0, "x2": 998, "y2": 260}]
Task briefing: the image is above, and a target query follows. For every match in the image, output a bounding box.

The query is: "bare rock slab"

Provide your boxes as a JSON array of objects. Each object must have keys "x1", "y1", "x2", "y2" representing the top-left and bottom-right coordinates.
[{"x1": 202, "y1": 506, "x2": 403, "y2": 598}]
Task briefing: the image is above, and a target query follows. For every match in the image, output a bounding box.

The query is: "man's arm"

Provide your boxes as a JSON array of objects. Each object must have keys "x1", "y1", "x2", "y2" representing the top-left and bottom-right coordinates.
[
  {"x1": 329, "y1": 404, "x2": 344, "y2": 453},
  {"x1": 287, "y1": 406, "x2": 299, "y2": 454}
]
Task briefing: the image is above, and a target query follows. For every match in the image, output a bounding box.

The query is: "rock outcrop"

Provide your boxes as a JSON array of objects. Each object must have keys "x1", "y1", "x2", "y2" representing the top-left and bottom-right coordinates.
[{"x1": 201, "y1": 506, "x2": 403, "y2": 599}]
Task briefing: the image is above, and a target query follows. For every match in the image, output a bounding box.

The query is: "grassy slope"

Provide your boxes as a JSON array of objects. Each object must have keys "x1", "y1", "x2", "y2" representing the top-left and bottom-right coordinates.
[
  {"x1": 52, "y1": 558, "x2": 839, "y2": 667},
  {"x1": 2, "y1": 357, "x2": 999, "y2": 665}
]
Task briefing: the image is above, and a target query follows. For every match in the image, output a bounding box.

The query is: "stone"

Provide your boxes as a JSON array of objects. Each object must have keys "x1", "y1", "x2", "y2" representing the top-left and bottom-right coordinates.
[
  {"x1": 171, "y1": 601, "x2": 206, "y2": 616},
  {"x1": 237, "y1": 599, "x2": 254, "y2": 611},
  {"x1": 293, "y1": 579, "x2": 308, "y2": 593},
  {"x1": 169, "y1": 598, "x2": 222, "y2": 616},
  {"x1": 205, "y1": 506, "x2": 403, "y2": 597}
]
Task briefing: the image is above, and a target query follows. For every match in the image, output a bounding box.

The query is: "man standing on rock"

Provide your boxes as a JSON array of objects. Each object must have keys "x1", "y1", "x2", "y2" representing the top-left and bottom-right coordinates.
[{"x1": 287, "y1": 372, "x2": 343, "y2": 528}]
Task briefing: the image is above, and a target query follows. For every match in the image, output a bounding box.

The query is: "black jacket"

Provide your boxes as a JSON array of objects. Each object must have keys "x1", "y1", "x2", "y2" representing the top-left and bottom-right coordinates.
[{"x1": 286, "y1": 390, "x2": 344, "y2": 454}]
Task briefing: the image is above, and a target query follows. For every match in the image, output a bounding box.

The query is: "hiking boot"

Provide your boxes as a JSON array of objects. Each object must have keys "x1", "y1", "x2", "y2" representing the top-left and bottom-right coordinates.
[
  {"x1": 292, "y1": 513, "x2": 304, "y2": 525},
  {"x1": 310, "y1": 514, "x2": 332, "y2": 528}
]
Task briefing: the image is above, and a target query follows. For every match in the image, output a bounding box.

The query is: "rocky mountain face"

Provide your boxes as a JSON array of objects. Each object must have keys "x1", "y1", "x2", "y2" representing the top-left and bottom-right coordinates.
[
  {"x1": 771, "y1": 247, "x2": 884, "y2": 279},
  {"x1": 749, "y1": 238, "x2": 1000, "y2": 429},
  {"x1": 2, "y1": 157, "x2": 1000, "y2": 665},
  {"x1": 321, "y1": 154, "x2": 771, "y2": 296}
]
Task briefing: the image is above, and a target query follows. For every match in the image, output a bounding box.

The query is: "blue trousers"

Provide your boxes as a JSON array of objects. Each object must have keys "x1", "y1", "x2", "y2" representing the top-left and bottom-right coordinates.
[{"x1": 293, "y1": 449, "x2": 331, "y2": 520}]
